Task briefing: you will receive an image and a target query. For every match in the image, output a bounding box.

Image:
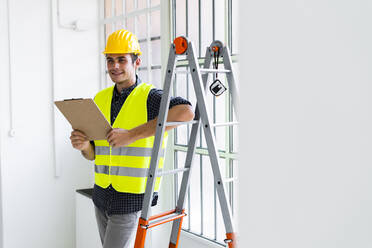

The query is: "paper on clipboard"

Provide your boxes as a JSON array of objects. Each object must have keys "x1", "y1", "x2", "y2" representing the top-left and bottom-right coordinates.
[{"x1": 54, "y1": 98, "x2": 112, "y2": 140}]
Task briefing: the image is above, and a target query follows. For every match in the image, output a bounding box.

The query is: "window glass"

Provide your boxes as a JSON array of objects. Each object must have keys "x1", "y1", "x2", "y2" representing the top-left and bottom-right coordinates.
[
  {"x1": 126, "y1": 0, "x2": 135, "y2": 12},
  {"x1": 115, "y1": 0, "x2": 123, "y2": 16},
  {"x1": 175, "y1": 71, "x2": 188, "y2": 101},
  {"x1": 137, "y1": 14, "x2": 147, "y2": 40},
  {"x1": 215, "y1": 126, "x2": 226, "y2": 152},
  {"x1": 232, "y1": 160, "x2": 238, "y2": 218},
  {"x1": 105, "y1": 23, "x2": 113, "y2": 39},
  {"x1": 175, "y1": 151, "x2": 186, "y2": 191},
  {"x1": 175, "y1": 71, "x2": 188, "y2": 146},
  {"x1": 139, "y1": 42, "x2": 148, "y2": 68},
  {"x1": 188, "y1": 0, "x2": 199, "y2": 56},
  {"x1": 138, "y1": 0, "x2": 147, "y2": 9},
  {"x1": 187, "y1": 73, "x2": 196, "y2": 106},
  {"x1": 126, "y1": 16, "x2": 135, "y2": 32},
  {"x1": 188, "y1": 154, "x2": 201, "y2": 234},
  {"x1": 114, "y1": 0, "x2": 124, "y2": 28},
  {"x1": 232, "y1": 0, "x2": 239, "y2": 54},
  {"x1": 151, "y1": 39, "x2": 161, "y2": 66},
  {"x1": 200, "y1": 0, "x2": 213, "y2": 52},
  {"x1": 106, "y1": 72, "x2": 112, "y2": 86},
  {"x1": 233, "y1": 123, "x2": 238, "y2": 153},
  {"x1": 232, "y1": 62, "x2": 239, "y2": 89},
  {"x1": 214, "y1": 0, "x2": 226, "y2": 44},
  {"x1": 151, "y1": 0, "x2": 160, "y2": 7},
  {"x1": 151, "y1": 68, "x2": 162, "y2": 88},
  {"x1": 233, "y1": 101, "x2": 238, "y2": 153},
  {"x1": 201, "y1": 155, "x2": 216, "y2": 239},
  {"x1": 151, "y1": 10, "x2": 161, "y2": 37},
  {"x1": 105, "y1": 0, "x2": 112, "y2": 18},
  {"x1": 175, "y1": 0, "x2": 186, "y2": 37},
  {"x1": 138, "y1": 69, "x2": 148, "y2": 83}
]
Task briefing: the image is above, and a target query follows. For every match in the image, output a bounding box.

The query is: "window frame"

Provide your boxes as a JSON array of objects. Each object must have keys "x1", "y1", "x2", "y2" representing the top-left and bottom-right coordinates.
[{"x1": 99, "y1": 0, "x2": 162, "y2": 88}]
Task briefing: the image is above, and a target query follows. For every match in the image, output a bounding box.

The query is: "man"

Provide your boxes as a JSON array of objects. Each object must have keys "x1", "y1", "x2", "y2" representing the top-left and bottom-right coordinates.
[{"x1": 70, "y1": 29, "x2": 194, "y2": 248}]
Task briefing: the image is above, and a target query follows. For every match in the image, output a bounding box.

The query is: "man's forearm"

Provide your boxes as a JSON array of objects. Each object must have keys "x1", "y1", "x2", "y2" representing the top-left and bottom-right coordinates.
[
  {"x1": 81, "y1": 143, "x2": 95, "y2": 161},
  {"x1": 105, "y1": 105, "x2": 194, "y2": 147},
  {"x1": 128, "y1": 104, "x2": 194, "y2": 141},
  {"x1": 128, "y1": 118, "x2": 173, "y2": 141}
]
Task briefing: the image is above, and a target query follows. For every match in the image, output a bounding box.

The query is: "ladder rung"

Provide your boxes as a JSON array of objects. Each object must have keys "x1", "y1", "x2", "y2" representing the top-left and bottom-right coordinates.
[
  {"x1": 156, "y1": 168, "x2": 190, "y2": 176},
  {"x1": 141, "y1": 212, "x2": 186, "y2": 229},
  {"x1": 174, "y1": 70, "x2": 189, "y2": 74},
  {"x1": 175, "y1": 69, "x2": 231, "y2": 74},
  {"x1": 211, "y1": 121, "x2": 239, "y2": 127},
  {"x1": 223, "y1": 177, "x2": 238, "y2": 183},
  {"x1": 199, "y1": 68, "x2": 231, "y2": 73},
  {"x1": 165, "y1": 120, "x2": 199, "y2": 126}
]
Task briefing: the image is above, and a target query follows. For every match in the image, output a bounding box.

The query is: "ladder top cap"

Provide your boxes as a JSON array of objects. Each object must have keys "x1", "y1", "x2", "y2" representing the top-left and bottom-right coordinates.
[
  {"x1": 173, "y1": 36, "x2": 188, "y2": 55},
  {"x1": 210, "y1": 40, "x2": 224, "y2": 53}
]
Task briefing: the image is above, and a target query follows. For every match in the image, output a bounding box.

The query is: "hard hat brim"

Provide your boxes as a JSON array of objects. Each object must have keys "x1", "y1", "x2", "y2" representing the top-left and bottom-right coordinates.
[{"x1": 102, "y1": 51, "x2": 142, "y2": 56}]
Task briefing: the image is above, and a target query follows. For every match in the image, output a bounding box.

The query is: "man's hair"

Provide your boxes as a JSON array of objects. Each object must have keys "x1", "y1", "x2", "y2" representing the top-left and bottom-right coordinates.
[
  {"x1": 131, "y1": 54, "x2": 139, "y2": 64},
  {"x1": 105, "y1": 54, "x2": 139, "y2": 64}
]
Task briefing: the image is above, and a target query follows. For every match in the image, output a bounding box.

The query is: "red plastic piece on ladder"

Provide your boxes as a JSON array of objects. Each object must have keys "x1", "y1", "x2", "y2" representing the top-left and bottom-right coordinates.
[{"x1": 173, "y1": 36, "x2": 188, "y2": 55}]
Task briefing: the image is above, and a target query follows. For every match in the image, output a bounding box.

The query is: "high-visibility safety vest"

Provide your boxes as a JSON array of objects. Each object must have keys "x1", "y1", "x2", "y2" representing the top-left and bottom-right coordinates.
[{"x1": 93, "y1": 82, "x2": 168, "y2": 194}]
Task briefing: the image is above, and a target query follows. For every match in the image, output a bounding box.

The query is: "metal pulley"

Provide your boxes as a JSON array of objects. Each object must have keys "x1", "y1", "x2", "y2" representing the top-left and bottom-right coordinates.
[{"x1": 209, "y1": 40, "x2": 227, "y2": 97}]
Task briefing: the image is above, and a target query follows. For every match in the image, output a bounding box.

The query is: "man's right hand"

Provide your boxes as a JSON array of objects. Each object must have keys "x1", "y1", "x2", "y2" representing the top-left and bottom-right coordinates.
[{"x1": 70, "y1": 130, "x2": 90, "y2": 151}]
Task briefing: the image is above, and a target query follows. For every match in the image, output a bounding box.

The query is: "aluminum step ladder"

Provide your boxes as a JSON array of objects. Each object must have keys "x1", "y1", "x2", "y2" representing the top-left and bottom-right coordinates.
[{"x1": 134, "y1": 36, "x2": 239, "y2": 248}]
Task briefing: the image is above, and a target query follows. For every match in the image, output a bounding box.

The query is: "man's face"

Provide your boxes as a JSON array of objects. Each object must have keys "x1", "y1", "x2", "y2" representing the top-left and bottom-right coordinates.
[{"x1": 106, "y1": 53, "x2": 140, "y2": 84}]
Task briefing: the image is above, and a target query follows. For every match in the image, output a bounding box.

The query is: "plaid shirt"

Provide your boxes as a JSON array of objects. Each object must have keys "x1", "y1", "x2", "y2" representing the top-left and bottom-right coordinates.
[{"x1": 92, "y1": 76, "x2": 191, "y2": 215}]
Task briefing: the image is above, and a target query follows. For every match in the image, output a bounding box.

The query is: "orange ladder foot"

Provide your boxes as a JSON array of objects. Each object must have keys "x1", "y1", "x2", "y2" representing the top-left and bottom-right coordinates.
[
  {"x1": 225, "y1": 232, "x2": 237, "y2": 248},
  {"x1": 134, "y1": 218, "x2": 149, "y2": 248}
]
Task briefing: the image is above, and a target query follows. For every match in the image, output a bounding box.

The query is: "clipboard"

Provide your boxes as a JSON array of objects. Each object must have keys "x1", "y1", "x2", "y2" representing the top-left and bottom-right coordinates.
[{"x1": 54, "y1": 98, "x2": 112, "y2": 140}]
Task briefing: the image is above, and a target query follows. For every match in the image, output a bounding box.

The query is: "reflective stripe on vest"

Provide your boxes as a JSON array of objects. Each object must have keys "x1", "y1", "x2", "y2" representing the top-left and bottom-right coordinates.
[
  {"x1": 95, "y1": 164, "x2": 163, "y2": 177},
  {"x1": 95, "y1": 146, "x2": 165, "y2": 157}
]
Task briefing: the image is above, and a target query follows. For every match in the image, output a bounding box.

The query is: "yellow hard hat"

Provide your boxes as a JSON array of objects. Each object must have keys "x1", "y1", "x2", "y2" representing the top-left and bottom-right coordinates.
[{"x1": 103, "y1": 29, "x2": 142, "y2": 55}]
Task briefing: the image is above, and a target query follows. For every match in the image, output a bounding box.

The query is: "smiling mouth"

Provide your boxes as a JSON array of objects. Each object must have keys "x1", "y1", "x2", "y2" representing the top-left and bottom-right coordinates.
[{"x1": 111, "y1": 71, "x2": 124, "y2": 76}]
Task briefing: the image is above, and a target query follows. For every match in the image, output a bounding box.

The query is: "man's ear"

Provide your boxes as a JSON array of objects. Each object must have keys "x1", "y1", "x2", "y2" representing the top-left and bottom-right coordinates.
[{"x1": 135, "y1": 57, "x2": 141, "y2": 69}]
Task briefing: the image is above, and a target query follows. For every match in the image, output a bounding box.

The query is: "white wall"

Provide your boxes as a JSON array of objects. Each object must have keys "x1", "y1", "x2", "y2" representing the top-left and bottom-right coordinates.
[
  {"x1": 0, "y1": 0, "x2": 99, "y2": 247},
  {"x1": 239, "y1": 0, "x2": 372, "y2": 247}
]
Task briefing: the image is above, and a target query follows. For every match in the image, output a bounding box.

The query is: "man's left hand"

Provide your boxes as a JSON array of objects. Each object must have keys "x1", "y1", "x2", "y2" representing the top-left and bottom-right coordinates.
[{"x1": 106, "y1": 128, "x2": 135, "y2": 148}]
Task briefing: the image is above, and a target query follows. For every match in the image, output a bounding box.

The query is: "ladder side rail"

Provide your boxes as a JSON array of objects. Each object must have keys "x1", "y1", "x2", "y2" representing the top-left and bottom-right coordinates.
[
  {"x1": 174, "y1": 46, "x2": 213, "y2": 212},
  {"x1": 140, "y1": 45, "x2": 178, "y2": 220},
  {"x1": 188, "y1": 41, "x2": 235, "y2": 234},
  {"x1": 169, "y1": 45, "x2": 214, "y2": 247},
  {"x1": 222, "y1": 46, "x2": 239, "y2": 119}
]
